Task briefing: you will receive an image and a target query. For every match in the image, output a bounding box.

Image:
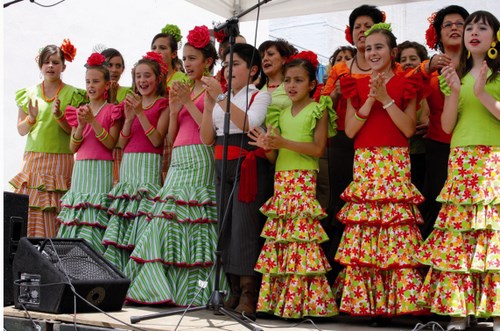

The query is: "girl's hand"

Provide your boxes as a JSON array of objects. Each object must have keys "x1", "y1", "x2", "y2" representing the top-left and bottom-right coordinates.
[
  {"x1": 77, "y1": 105, "x2": 91, "y2": 126},
  {"x1": 441, "y1": 64, "x2": 461, "y2": 94},
  {"x1": 172, "y1": 81, "x2": 192, "y2": 104},
  {"x1": 265, "y1": 126, "x2": 284, "y2": 150},
  {"x1": 124, "y1": 93, "x2": 142, "y2": 118},
  {"x1": 52, "y1": 97, "x2": 63, "y2": 119},
  {"x1": 473, "y1": 60, "x2": 488, "y2": 97},
  {"x1": 168, "y1": 87, "x2": 182, "y2": 114},
  {"x1": 368, "y1": 73, "x2": 390, "y2": 103},
  {"x1": 248, "y1": 127, "x2": 271, "y2": 150},
  {"x1": 27, "y1": 99, "x2": 39, "y2": 122},
  {"x1": 201, "y1": 76, "x2": 223, "y2": 100}
]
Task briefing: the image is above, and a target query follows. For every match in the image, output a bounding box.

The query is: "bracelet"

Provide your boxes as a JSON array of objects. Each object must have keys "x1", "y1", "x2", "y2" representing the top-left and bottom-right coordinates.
[
  {"x1": 96, "y1": 128, "x2": 107, "y2": 139},
  {"x1": 354, "y1": 109, "x2": 368, "y2": 121},
  {"x1": 428, "y1": 54, "x2": 437, "y2": 70},
  {"x1": 145, "y1": 126, "x2": 156, "y2": 137},
  {"x1": 120, "y1": 130, "x2": 131, "y2": 139},
  {"x1": 71, "y1": 134, "x2": 83, "y2": 144},
  {"x1": 382, "y1": 99, "x2": 395, "y2": 110},
  {"x1": 54, "y1": 112, "x2": 64, "y2": 121},
  {"x1": 26, "y1": 116, "x2": 36, "y2": 125},
  {"x1": 98, "y1": 131, "x2": 109, "y2": 142}
]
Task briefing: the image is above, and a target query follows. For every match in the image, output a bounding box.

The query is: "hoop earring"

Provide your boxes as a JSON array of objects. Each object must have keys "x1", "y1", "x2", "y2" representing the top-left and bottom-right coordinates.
[{"x1": 488, "y1": 41, "x2": 498, "y2": 60}]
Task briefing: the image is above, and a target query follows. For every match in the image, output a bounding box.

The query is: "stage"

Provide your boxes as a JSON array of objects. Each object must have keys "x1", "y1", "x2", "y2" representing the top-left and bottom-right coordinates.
[{"x1": 3, "y1": 305, "x2": 496, "y2": 331}]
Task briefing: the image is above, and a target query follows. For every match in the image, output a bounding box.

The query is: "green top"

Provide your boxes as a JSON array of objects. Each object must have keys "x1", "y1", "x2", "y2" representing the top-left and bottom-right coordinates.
[
  {"x1": 263, "y1": 83, "x2": 292, "y2": 127},
  {"x1": 449, "y1": 72, "x2": 500, "y2": 147},
  {"x1": 267, "y1": 96, "x2": 337, "y2": 171},
  {"x1": 116, "y1": 86, "x2": 131, "y2": 103},
  {"x1": 16, "y1": 84, "x2": 86, "y2": 154},
  {"x1": 167, "y1": 71, "x2": 188, "y2": 87}
]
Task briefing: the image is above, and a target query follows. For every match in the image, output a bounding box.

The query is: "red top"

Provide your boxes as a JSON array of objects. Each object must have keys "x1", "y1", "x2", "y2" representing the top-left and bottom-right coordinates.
[{"x1": 424, "y1": 71, "x2": 451, "y2": 143}]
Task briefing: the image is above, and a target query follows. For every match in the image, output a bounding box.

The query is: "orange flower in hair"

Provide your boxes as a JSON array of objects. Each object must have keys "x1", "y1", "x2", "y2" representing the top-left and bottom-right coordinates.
[
  {"x1": 61, "y1": 38, "x2": 76, "y2": 62},
  {"x1": 187, "y1": 25, "x2": 211, "y2": 49},
  {"x1": 425, "y1": 12, "x2": 438, "y2": 49},
  {"x1": 345, "y1": 25, "x2": 353, "y2": 45},
  {"x1": 143, "y1": 51, "x2": 168, "y2": 75}
]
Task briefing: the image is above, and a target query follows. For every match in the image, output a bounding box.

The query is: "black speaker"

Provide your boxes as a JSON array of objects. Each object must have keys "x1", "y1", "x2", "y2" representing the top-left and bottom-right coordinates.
[
  {"x1": 4, "y1": 192, "x2": 29, "y2": 306},
  {"x1": 13, "y1": 237, "x2": 130, "y2": 314}
]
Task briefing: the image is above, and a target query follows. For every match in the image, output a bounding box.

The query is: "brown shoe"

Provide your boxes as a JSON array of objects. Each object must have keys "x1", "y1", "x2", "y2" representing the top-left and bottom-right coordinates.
[
  {"x1": 234, "y1": 276, "x2": 260, "y2": 321},
  {"x1": 223, "y1": 273, "x2": 241, "y2": 309}
]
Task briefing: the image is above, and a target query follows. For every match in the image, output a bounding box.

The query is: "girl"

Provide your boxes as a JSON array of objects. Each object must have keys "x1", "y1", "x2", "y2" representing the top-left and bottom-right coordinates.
[
  {"x1": 200, "y1": 43, "x2": 273, "y2": 320},
  {"x1": 124, "y1": 25, "x2": 222, "y2": 306},
  {"x1": 320, "y1": 5, "x2": 388, "y2": 285},
  {"x1": 100, "y1": 48, "x2": 130, "y2": 185},
  {"x1": 249, "y1": 51, "x2": 338, "y2": 319},
  {"x1": 414, "y1": 11, "x2": 500, "y2": 331},
  {"x1": 419, "y1": 5, "x2": 469, "y2": 239},
  {"x1": 57, "y1": 53, "x2": 122, "y2": 254},
  {"x1": 10, "y1": 40, "x2": 85, "y2": 237},
  {"x1": 334, "y1": 23, "x2": 426, "y2": 318},
  {"x1": 102, "y1": 52, "x2": 169, "y2": 271}
]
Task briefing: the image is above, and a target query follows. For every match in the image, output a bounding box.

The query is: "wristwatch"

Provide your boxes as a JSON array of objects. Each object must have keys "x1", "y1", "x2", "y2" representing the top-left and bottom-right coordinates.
[{"x1": 216, "y1": 93, "x2": 227, "y2": 103}]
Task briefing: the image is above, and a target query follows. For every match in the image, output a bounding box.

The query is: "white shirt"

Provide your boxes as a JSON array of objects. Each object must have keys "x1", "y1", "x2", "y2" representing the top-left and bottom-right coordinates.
[{"x1": 212, "y1": 84, "x2": 271, "y2": 136}]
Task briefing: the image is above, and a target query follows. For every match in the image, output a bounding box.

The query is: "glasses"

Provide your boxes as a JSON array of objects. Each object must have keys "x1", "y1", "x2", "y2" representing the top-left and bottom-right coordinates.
[{"x1": 442, "y1": 21, "x2": 465, "y2": 29}]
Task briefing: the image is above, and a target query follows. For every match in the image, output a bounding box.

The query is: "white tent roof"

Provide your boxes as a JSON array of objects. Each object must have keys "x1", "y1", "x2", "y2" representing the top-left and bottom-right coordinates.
[{"x1": 185, "y1": 0, "x2": 428, "y2": 21}]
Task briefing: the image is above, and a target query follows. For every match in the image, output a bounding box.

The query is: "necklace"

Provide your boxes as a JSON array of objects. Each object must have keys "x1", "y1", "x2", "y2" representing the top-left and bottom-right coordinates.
[
  {"x1": 166, "y1": 70, "x2": 177, "y2": 85},
  {"x1": 267, "y1": 82, "x2": 281, "y2": 89},
  {"x1": 91, "y1": 101, "x2": 107, "y2": 117},
  {"x1": 143, "y1": 96, "x2": 160, "y2": 110},
  {"x1": 191, "y1": 87, "x2": 206, "y2": 101},
  {"x1": 354, "y1": 56, "x2": 371, "y2": 72},
  {"x1": 41, "y1": 80, "x2": 63, "y2": 103}
]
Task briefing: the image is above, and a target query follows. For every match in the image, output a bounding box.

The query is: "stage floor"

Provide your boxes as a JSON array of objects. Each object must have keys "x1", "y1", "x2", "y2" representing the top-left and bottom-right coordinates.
[{"x1": 3, "y1": 305, "x2": 496, "y2": 331}]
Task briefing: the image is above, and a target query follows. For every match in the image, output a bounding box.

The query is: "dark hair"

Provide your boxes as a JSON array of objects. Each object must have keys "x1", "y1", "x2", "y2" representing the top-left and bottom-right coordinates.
[
  {"x1": 86, "y1": 65, "x2": 111, "y2": 102},
  {"x1": 151, "y1": 33, "x2": 179, "y2": 69},
  {"x1": 185, "y1": 41, "x2": 218, "y2": 71},
  {"x1": 396, "y1": 41, "x2": 429, "y2": 62},
  {"x1": 284, "y1": 58, "x2": 318, "y2": 97},
  {"x1": 100, "y1": 48, "x2": 125, "y2": 69},
  {"x1": 218, "y1": 34, "x2": 246, "y2": 57},
  {"x1": 432, "y1": 5, "x2": 469, "y2": 52},
  {"x1": 38, "y1": 45, "x2": 65, "y2": 68},
  {"x1": 329, "y1": 45, "x2": 357, "y2": 65},
  {"x1": 458, "y1": 10, "x2": 500, "y2": 83},
  {"x1": 131, "y1": 58, "x2": 166, "y2": 97},
  {"x1": 222, "y1": 43, "x2": 265, "y2": 89},
  {"x1": 366, "y1": 28, "x2": 398, "y2": 68},
  {"x1": 258, "y1": 39, "x2": 297, "y2": 58},
  {"x1": 348, "y1": 5, "x2": 384, "y2": 41}
]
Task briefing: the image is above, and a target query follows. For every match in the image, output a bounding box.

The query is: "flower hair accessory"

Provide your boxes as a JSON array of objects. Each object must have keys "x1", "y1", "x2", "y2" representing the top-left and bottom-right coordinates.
[
  {"x1": 85, "y1": 53, "x2": 107, "y2": 68},
  {"x1": 381, "y1": 11, "x2": 387, "y2": 23},
  {"x1": 214, "y1": 28, "x2": 226, "y2": 43},
  {"x1": 161, "y1": 24, "x2": 182, "y2": 43},
  {"x1": 425, "y1": 12, "x2": 438, "y2": 49},
  {"x1": 61, "y1": 38, "x2": 77, "y2": 62},
  {"x1": 344, "y1": 25, "x2": 353, "y2": 45},
  {"x1": 365, "y1": 22, "x2": 392, "y2": 36},
  {"x1": 143, "y1": 51, "x2": 169, "y2": 75},
  {"x1": 187, "y1": 25, "x2": 211, "y2": 49},
  {"x1": 289, "y1": 50, "x2": 319, "y2": 70}
]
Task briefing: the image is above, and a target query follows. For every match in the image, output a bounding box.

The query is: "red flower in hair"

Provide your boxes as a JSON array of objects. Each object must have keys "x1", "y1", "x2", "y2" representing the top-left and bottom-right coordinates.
[
  {"x1": 187, "y1": 25, "x2": 211, "y2": 49},
  {"x1": 425, "y1": 12, "x2": 438, "y2": 49},
  {"x1": 289, "y1": 50, "x2": 319, "y2": 70},
  {"x1": 143, "y1": 51, "x2": 168, "y2": 75},
  {"x1": 214, "y1": 29, "x2": 226, "y2": 43},
  {"x1": 381, "y1": 11, "x2": 387, "y2": 23},
  {"x1": 61, "y1": 38, "x2": 76, "y2": 62},
  {"x1": 85, "y1": 53, "x2": 106, "y2": 67},
  {"x1": 345, "y1": 25, "x2": 353, "y2": 45}
]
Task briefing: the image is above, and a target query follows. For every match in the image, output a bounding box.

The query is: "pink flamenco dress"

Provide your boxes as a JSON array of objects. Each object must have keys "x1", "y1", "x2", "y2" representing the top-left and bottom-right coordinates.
[
  {"x1": 254, "y1": 96, "x2": 339, "y2": 319},
  {"x1": 332, "y1": 73, "x2": 428, "y2": 317},
  {"x1": 57, "y1": 103, "x2": 122, "y2": 254},
  {"x1": 413, "y1": 75, "x2": 500, "y2": 318}
]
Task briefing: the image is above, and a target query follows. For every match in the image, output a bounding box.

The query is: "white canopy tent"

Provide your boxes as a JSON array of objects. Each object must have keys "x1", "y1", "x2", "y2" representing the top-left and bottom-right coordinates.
[{"x1": 185, "y1": 0, "x2": 429, "y2": 21}]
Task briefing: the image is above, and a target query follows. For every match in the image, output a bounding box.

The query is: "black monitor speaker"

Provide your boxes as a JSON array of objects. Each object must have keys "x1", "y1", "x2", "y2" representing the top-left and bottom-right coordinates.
[
  {"x1": 13, "y1": 237, "x2": 130, "y2": 313},
  {"x1": 4, "y1": 192, "x2": 29, "y2": 306}
]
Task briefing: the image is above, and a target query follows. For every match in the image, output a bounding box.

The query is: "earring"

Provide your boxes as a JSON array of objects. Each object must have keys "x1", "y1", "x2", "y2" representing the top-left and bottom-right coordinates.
[
  {"x1": 488, "y1": 41, "x2": 498, "y2": 60},
  {"x1": 203, "y1": 66, "x2": 210, "y2": 76},
  {"x1": 467, "y1": 51, "x2": 471, "y2": 59}
]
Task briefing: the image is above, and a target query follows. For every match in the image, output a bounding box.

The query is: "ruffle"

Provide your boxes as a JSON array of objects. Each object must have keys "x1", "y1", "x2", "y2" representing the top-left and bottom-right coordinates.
[
  {"x1": 438, "y1": 74, "x2": 451, "y2": 96},
  {"x1": 438, "y1": 179, "x2": 500, "y2": 205},
  {"x1": 414, "y1": 229, "x2": 500, "y2": 272},
  {"x1": 102, "y1": 214, "x2": 149, "y2": 251},
  {"x1": 108, "y1": 182, "x2": 161, "y2": 218},
  {"x1": 403, "y1": 71, "x2": 424, "y2": 109},
  {"x1": 57, "y1": 197, "x2": 110, "y2": 228},
  {"x1": 338, "y1": 202, "x2": 424, "y2": 226},
  {"x1": 340, "y1": 75, "x2": 360, "y2": 109},
  {"x1": 59, "y1": 191, "x2": 111, "y2": 211},
  {"x1": 57, "y1": 225, "x2": 106, "y2": 255},
  {"x1": 15, "y1": 88, "x2": 30, "y2": 111},
  {"x1": 335, "y1": 223, "x2": 423, "y2": 268},
  {"x1": 417, "y1": 269, "x2": 500, "y2": 317},
  {"x1": 434, "y1": 203, "x2": 500, "y2": 231},
  {"x1": 316, "y1": 95, "x2": 337, "y2": 138},
  {"x1": 65, "y1": 106, "x2": 79, "y2": 127},
  {"x1": 335, "y1": 266, "x2": 428, "y2": 316},
  {"x1": 110, "y1": 103, "x2": 123, "y2": 124},
  {"x1": 341, "y1": 179, "x2": 424, "y2": 204},
  {"x1": 265, "y1": 104, "x2": 281, "y2": 130},
  {"x1": 255, "y1": 241, "x2": 331, "y2": 275},
  {"x1": 257, "y1": 273, "x2": 338, "y2": 318}
]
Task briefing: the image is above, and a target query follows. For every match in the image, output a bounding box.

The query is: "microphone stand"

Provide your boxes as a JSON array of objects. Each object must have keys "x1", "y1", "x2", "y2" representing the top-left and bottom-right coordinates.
[{"x1": 130, "y1": 1, "x2": 271, "y2": 330}]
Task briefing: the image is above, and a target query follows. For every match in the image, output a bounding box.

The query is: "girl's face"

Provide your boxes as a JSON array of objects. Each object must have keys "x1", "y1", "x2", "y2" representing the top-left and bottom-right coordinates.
[
  {"x1": 261, "y1": 45, "x2": 286, "y2": 78},
  {"x1": 224, "y1": 53, "x2": 255, "y2": 94},
  {"x1": 284, "y1": 66, "x2": 315, "y2": 103},
  {"x1": 41, "y1": 53, "x2": 65, "y2": 81},
  {"x1": 365, "y1": 33, "x2": 396, "y2": 73},
  {"x1": 464, "y1": 19, "x2": 495, "y2": 57},
  {"x1": 334, "y1": 50, "x2": 354, "y2": 65},
  {"x1": 106, "y1": 55, "x2": 124, "y2": 83},
  {"x1": 352, "y1": 16, "x2": 375, "y2": 52},
  {"x1": 399, "y1": 47, "x2": 421, "y2": 71},
  {"x1": 134, "y1": 63, "x2": 159, "y2": 97},
  {"x1": 85, "y1": 69, "x2": 109, "y2": 102},
  {"x1": 183, "y1": 44, "x2": 210, "y2": 81},
  {"x1": 151, "y1": 36, "x2": 176, "y2": 67},
  {"x1": 440, "y1": 13, "x2": 466, "y2": 50}
]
